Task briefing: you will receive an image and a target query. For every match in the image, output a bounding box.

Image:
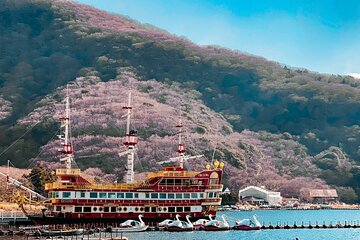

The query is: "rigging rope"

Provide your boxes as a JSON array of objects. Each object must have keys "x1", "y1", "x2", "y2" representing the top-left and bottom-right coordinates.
[
  {"x1": 27, "y1": 126, "x2": 61, "y2": 169},
  {"x1": 0, "y1": 120, "x2": 42, "y2": 159}
]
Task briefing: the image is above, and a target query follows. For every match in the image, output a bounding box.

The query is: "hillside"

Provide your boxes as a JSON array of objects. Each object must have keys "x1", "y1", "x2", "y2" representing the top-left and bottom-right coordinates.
[{"x1": 0, "y1": 0, "x2": 359, "y2": 202}]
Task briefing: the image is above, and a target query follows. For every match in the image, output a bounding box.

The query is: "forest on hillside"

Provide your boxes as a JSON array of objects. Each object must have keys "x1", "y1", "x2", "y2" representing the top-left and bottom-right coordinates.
[{"x1": 0, "y1": 0, "x2": 359, "y2": 202}]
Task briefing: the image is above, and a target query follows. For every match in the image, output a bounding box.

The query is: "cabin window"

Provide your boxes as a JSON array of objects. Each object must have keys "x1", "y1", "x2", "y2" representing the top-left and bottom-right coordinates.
[
  {"x1": 83, "y1": 207, "x2": 91, "y2": 212},
  {"x1": 117, "y1": 193, "x2": 124, "y2": 198},
  {"x1": 104, "y1": 207, "x2": 109, "y2": 213},
  {"x1": 108, "y1": 193, "x2": 116, "y2": 199},
  {"x1": 159, "y1": 179, "x2": 166, "y2": 185},
  {"x1": 126, "y1": 193, "x2": 133, "y2": 198},
  {"x1": 134, "y1": 193, "x2": 139, "y2": 198},
  {"x1": 123, "y1": 207, "x2": 127, "y2": 212},
  {"x1": 191, "y1": 179, "x2": 199, "y2": 185},
  {"x1": 56, "y1": 206, "x2": 61, "y2": 212},
  {"x1": 176, "y1": 207, "x2": 183, "y2": 212},
  {"x1": 160, "y1": 193, "x2": 166, "y2": 199},
  {"x1": 167, "y1": 179, "x2": 174, "y2": 185},
  {"x1": 99, "y1": 192, "x2": 107, "y2": 198},
  {"x1": 90, "y1": 192, "x2": 98, "y2": 198},
  {"x1": 51, "y1": 192, "x2": 60, "y2": 198},
  {"x1": 151, "y1": 193, "x2": 158, "y2": 199},
  {"x1": 176, "y1": 193, "x2": 182, "y2": 199},
  {"x1": 209, "y1": 192, "x2": 214, "y2": 198},
  {"x1": 191, "y1": 193, "x2": 198, "y2": 199},
  {"x1": 62, "y1": 192, "x2": 71, "y2": 198},
  {"x1": 168, "y1": 207, "x2": 175, "y2": 212},
  {"x1": 184, "y1": 207, "x2": 191, "y2": 212},
  {"x1": 168, "y1": 193, "x2": 175, "y2": 199},
  {"x1": 93, "y1": 207, "x2": 97, "y2": 211},
  {"x1": 145, "y1": 207, "x2": 150, "y2": 212},
  {"x1": 111, "y1": 207, "x2": 117, "y2": 212},
  {"x1": 210, "y1": 179, "x2": 218, "y2": 185},
  {"x1": 80, "y1": 192, "x2": 85, "y2": 198},
  {"x1": 75, "y1": 207, "x2": 82, "y2": 212},
  {"x1": 145, "y1": 193, "x2": 150, "y2": 199},
  {"x1": 175, "y1": 179, "x2": 182, "y2": 185},
  {"x1": 151, "y1": 207, "x2": 157, "y2": 212},
  {"x1": 183, "y1": 193, "x2": 190, "y2": 199},
  {"x1": 199, "y1": 193, "x2": 204, "y2": 198}
]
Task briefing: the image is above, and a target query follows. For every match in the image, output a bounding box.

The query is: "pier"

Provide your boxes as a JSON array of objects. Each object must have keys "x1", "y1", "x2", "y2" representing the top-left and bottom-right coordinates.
[
  {"x1": 0, "y1": 220, "x2": 359, "y2": 236},
  {"x1": 0, "y1": 211, "x2": 28, "y2": 223},
  {"x1": 259, "y1": 220, "x2": 360, "y2": 230}
]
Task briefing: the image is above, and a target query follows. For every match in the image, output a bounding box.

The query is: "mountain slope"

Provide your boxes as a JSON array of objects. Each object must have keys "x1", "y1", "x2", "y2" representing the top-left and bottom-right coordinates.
[{"x1": 0, "y1": 0, "x2": 359, "y2": 201}]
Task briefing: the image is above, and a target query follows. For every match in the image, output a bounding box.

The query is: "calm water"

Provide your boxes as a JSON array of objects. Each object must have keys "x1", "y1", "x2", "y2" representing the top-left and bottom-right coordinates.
[{"x1": 120, "y1": 210, "x2": 360, "y2": 240}]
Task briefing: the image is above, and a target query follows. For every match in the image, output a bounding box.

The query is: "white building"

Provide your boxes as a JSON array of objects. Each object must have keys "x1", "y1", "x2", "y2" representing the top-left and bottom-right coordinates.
[{"x1": 238, "y1": 186, "x2": 282, "y2": 206}]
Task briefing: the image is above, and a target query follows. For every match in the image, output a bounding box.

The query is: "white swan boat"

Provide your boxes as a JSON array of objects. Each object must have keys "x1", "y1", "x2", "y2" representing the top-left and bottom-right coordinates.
[
  {"x1": 158, "y1": 219, "x2": 174, "y2": 228},
  {"x1": 110, "y1": 215, "x2": 149, "y2": 232},
  {"x1": 192, "y1": 214, "x2": 213, "y2": 229},
  {"x1": 234, "y1": 214, "x2": 261, "y2": 231},
  {"x1": 166, "y1": 214, "x2": 194, "y2": 232},
  {"x1": 203, "y1": 214, "x2": 230, "y2": 231}
]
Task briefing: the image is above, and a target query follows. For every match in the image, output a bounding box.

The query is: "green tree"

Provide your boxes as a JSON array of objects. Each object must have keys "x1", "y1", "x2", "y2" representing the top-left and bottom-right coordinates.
[
  {"x1": 25, "y1": 165, "x2": 54, "y2": 196},
  {"x1": 337, "y1": 187, "x2": 358, "y2": 204}
]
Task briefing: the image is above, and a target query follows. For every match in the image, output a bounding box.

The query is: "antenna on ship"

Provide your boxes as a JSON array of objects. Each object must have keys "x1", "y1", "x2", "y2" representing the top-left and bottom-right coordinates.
[
  {"x1": 158, "y1": 117, "x2": 203, "y2": 168},
  {"x1": 118, "y1": 92, "x2": 138, "y2": 184},
  {"x1": 58, "y1": 86, "x2": 74, "y2": 169}
]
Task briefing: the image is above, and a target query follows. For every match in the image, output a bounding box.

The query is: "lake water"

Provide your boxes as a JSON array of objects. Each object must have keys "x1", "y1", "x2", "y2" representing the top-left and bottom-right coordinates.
[{"x1": 120, "y1": 210, "x2": 360, "y2": 240}]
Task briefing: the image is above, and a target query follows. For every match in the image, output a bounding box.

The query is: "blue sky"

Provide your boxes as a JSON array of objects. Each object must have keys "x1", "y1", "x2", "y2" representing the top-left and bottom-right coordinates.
[{"x1": 76, "y1": 0, "x2": 360, "y2": 75}]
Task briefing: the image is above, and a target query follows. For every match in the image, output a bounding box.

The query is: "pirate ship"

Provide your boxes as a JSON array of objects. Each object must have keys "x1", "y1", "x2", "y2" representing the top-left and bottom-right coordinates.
[{"x1": 18, "y1": 90, "x2": 224, "y2": 224}]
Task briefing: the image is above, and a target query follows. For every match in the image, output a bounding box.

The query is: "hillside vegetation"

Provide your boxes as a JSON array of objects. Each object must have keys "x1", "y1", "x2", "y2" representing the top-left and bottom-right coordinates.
[{"x1": 0, "y1": 0, "x2": 359, "y2": 202}]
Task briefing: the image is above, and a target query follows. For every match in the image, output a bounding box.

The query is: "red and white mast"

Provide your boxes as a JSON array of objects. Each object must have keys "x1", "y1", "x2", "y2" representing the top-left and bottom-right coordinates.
[
  {"x1": 176, "y1": 118, "x2": 186, "y2": 168},
  {"x1": 158, "y1": 117, "x2": 203, "y2": 168},
  {"x1": 119, "y1": 92, "x2": 137, "y2": 184},
  {"x1": 59, "y1": 87, "x2": 74, "y2": 169}
]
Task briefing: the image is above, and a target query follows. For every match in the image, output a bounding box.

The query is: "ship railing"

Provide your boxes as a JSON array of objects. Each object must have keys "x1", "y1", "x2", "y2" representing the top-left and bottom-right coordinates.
[
  {"x1": 147, "y1": 171, "x2": 199, "y2": 178},
  {"x1": 55, "y1": 169, "x2": 81, "y2": 175},
  {"x1": 207, "y1": 184, "x2": 223, "y2": 190},
  {"x1": 45, "y1": 182, "x2": 142, "y2": 190}
]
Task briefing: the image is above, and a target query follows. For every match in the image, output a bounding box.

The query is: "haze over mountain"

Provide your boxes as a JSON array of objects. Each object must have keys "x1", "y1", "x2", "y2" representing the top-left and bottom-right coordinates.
[{"x1": 0, "y1": 0, "x2": 359, "y2": 202}]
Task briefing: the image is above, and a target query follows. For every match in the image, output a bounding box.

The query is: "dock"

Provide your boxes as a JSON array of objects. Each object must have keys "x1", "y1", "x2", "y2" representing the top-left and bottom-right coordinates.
[{"x1": 0, "y1": 211, "x2": 28, "y2": 223}]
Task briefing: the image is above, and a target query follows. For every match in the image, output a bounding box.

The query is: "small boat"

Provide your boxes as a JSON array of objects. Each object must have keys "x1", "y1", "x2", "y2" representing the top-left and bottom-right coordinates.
[
  {"x1": 159, "y1": 219, "x2": 174, "y2": 228},
  {"x1": 192, "y1": 214, "x2": 213, "y2": 229},
  {"x1": 203, "y1": 214, "x2": 230, "y2": 231},
  {"x1": 192, "y1": 218, "x2": 209, "y2": 229},
  {"x1": 110, "y1": 215, "x2": 149, "y2": 232},
  {"x1": 233, "y1": 214, "x2": 261, "y2": 231},
  {"x1": 166, "y1": 214, "x2": 194, "y2": 232},
  {"x1": 40, "y1": 228, "x2": 84, "y2": 236}
]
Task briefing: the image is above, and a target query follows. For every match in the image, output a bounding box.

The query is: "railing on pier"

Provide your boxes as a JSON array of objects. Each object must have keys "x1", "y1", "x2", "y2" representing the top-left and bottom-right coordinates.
[{"x1": 0, "y1": 211, "x2": 28, "y2": 223}]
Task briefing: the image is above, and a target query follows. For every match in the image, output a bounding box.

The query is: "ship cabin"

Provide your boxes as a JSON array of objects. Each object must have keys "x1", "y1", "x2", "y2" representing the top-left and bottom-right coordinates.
[{"x1": 44, "y1": 163, "x2": 224, "y2": 221}]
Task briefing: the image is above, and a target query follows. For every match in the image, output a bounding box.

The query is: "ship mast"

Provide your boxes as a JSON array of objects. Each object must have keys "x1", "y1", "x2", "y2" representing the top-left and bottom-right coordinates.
[
  {"x1": 176, "y1": 118, "x2": 186, "y2": 168},
  {"x1": 158, "y1": 117, "x2": 203, "y2": 168},
  {"x1": 119, "y1": 92, "x2": 137, "y2": 184},
  {"x1": 59, "y1": 86, "x2": 74, "y2": 169}
]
